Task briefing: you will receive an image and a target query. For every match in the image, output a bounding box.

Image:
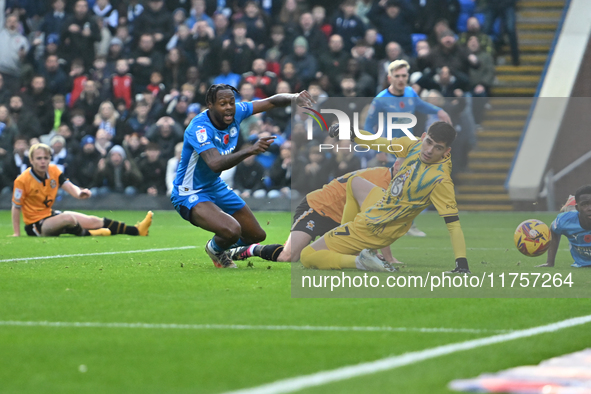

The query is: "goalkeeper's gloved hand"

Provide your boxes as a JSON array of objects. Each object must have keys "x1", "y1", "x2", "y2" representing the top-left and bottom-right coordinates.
[{"x1": 327, "y1": 123, "x2": 355, "y2": 141}]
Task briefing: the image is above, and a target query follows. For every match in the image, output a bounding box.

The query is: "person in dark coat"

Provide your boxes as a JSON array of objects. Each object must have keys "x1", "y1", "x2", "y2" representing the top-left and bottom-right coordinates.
[
  {"x1": 60, "y1": 0, "x2": 101, "y2": 70},
  {"x1": 137, "y1": 142, "x2": 167, "y2": 195},
  {"x1": 367, "y1": 0, "x2": 416, "y2": 55},
  {"x1": 130, "y1": 33, "x2": 165, "y2": 93},
  {"x1": 69, "y1": 135, "x2": 101, "y2": 188},
  {"x1": 134, "y1": 0, "x2": 174, "y2": 53}
]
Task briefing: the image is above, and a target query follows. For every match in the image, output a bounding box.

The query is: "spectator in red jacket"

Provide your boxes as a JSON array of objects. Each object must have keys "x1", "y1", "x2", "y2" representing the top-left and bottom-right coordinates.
[
  {"x1": 110, "y1": 59, "x2": 133, "y2": 109},
  {"x1": 68, "y1": 59, "x2": 87, "y2": 108},
  {"x1": 241, "y1": 58, "x2": 277, "y2": 99}
]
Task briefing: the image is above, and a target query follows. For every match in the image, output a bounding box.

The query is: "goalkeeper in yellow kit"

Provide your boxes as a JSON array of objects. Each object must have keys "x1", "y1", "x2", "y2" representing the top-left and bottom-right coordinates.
[{"x1": 300, "y1": 121, "x2": 471, "y2": 274}]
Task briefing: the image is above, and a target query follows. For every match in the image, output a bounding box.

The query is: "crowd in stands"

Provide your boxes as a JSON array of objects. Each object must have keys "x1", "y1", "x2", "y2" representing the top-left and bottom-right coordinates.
[{"x1": 0, "y1": 0, "x2": 515, "y2": 199}]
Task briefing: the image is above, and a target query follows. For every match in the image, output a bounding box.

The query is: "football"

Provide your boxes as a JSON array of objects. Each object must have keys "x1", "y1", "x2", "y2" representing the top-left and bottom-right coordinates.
[{"x1": 514, "y1": 219, "x2": 552, "y2": 257}]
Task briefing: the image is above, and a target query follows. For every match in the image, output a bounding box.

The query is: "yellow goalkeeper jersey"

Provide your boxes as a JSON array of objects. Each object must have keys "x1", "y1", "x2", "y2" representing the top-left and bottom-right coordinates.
[{"x1": 356, "y1": 136, "x2": 457, "y2": 233}]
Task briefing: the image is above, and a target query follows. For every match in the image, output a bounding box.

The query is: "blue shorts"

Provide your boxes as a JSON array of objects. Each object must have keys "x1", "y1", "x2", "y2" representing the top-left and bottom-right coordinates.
[{"x1": 171, "y1": 179, "x2": 246, "y2": 222}]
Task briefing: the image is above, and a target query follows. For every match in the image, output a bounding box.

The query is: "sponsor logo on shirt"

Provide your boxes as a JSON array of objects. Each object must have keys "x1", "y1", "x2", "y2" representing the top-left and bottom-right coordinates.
[
  {"x1": 574, "y1": 245, "x2": 591, "y2": 257},
  {"x1": 220, "y1": 147, "x2": 236, "y2": 155}
]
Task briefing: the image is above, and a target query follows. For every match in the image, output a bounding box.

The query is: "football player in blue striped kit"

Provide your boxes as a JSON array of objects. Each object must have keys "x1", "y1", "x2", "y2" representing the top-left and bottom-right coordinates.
[
  {"x1": 170, "y1": 84, "x2": 314, "y2": 268},
  {"x1": 538, "y1": 185, "x2": 591, "y2": 268}
]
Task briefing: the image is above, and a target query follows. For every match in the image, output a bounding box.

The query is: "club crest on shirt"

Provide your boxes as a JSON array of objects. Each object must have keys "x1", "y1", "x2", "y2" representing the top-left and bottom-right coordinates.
[
  {"x1": 196, "y1": 128, "x2": 207, "y2": 143},
  {"x1": 230, "y1": 127, "x2": 238, "y2": 137},
  {"x1": 306, "y1": 220, "x2": 315, "y2": 231},
  {"x1": 50, "y1": 179, "x2": 57, "y2": 188},
  {"x1": 390, "y1": 165, "x2": 414, "y2": 197}
]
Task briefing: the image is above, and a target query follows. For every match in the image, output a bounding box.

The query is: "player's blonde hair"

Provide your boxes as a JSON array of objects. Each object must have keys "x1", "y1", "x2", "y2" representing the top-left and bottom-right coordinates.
[
  {"x1": 388, "y1": 59, "x2": 410, "y2": 75},
  {"x1": 29, "y1": 143, "x2": 52, "y2": 159}
]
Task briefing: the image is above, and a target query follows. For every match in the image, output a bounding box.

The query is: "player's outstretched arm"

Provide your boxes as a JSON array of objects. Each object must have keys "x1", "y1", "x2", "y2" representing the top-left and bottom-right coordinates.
[
  {"x1": 11, "y1": 205, "x2": 21, "y2": 237},
  {"x1": 536, "y1": 229, "x2": 560, "y2": 268},
  {"x1": 445, "y1": 216, "x2": 470, "y2": 269},
  {"x1": 437, "y1": 109, "x2": 452, "y2": 125},
  {"x1": 200, "y1": 136, "x2": 276, "y2": 173},
  {"x1": 62, "y1": 181, "x2": 92, "y2": 199},
  {"x1": 251, "y1": 91, "x2": 315, "y2": 114}
]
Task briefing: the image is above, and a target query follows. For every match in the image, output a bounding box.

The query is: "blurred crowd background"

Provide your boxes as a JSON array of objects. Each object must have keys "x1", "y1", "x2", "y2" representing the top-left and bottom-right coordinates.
[{"x1": 0, "y1": 0, "x2": 518, "y2": 200}]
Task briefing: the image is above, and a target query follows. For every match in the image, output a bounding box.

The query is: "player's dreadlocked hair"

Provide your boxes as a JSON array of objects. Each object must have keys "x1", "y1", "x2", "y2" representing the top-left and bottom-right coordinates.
[
  {"x1": 575, "y1": 185, "x2": 591, "y2": 204},
  {"x1": 205, "y1": 84, "x2": 239, "y2": 106},
  {"x1": 427, "y1": 121, "x2": 456, "y2": 147}
]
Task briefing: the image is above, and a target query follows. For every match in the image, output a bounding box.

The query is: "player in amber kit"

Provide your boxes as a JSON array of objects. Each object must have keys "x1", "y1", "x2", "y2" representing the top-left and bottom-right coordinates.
[
  {"x1": 11, "y1": 143, "x2": 153, "y2": 237},
  {"x1": 300, "y1": 122, "x2": 471, "y2": 274},
  {"x1": 228, "y1": 166, "x2": 400, "y2": 264}
]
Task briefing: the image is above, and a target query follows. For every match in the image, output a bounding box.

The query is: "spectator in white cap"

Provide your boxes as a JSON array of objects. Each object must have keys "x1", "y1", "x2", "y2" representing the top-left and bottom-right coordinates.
[
  {"x1": 49, "y1": 135, "x2": 68, "y2": 174},
  {"x1": 94, "y1": 144, "x2": 143, "y2": 195}
]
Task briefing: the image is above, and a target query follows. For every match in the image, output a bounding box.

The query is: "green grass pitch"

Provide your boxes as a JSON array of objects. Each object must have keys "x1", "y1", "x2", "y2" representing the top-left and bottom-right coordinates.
[{"x1": 0, "y1": 209, "x2": 590, "y2": 393}]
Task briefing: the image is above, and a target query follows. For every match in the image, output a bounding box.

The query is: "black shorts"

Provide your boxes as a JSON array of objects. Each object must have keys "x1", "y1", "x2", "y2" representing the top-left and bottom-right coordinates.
[
  {"x1": 291, "y1": 198, "x2": 340, "y2": 240},
  {"x1": 24, "y1": 210, "x2": 62, "y2": 237}
]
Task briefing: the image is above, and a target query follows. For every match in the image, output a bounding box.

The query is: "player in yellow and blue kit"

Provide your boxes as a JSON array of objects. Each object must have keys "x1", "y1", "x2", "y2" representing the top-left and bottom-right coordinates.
[
  {"x1": 364, "y1": 59, "x2": 452, "y2": 238},
  {"x1": 300, "y1": 121, "x2": 471, "y2": 274},
  {"x1": 171, "y1": 84, "x2": 314, "y2": 268},
  {"x1": 537, "y1": 185, "x2": 591, "y2": 268}
]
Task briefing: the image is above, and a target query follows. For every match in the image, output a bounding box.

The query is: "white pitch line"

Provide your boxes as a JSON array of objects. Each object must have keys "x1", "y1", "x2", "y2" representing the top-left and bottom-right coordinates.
[
  {"x1": 394, "y1": 246, "x2": 570, "y2": 251},
  {"x1": 0, "y1": 320, "x2": 509, "y2": 334},
  {"x1": 0, "y1": 246, "x2": 196, "y2": 263},
  {"x1": 225, "y1": 314, "x2": 591, "y2": 394}
]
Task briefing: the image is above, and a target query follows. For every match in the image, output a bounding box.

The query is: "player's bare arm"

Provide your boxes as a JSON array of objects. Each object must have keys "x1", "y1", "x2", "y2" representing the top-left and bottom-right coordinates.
[
  {"x1": 437, "y1": 109, "x2": 452, "y2": 125},
  {"x1": 199, "y1": 136, "x2": 276, "y2": 173},
  {"x1": 378, "y1": 246, "x2": 403, "y2": 265},
  {"x1": 61, "y1": 181, "x2": 92, "y2": 199},
  {"x1": 536, "y1": 229, "x2": 559, "y2": 268},
  {"x1": 252, "y1": 91, "x2": 315, "y2": 114},
  {"x1": 10, "y1": 205, "x2": 21, "y2": 237}
]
